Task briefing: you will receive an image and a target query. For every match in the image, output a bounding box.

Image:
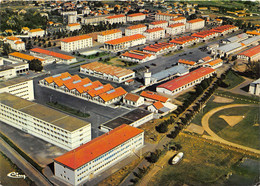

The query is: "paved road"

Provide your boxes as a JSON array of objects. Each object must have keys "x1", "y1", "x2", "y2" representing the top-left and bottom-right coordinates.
[
  {"x1": 201, "y1": 104, "x2": 260, "y2": 155},
  {"x1": 0, "y1": 138, "x2": 52, "y2": 186}
]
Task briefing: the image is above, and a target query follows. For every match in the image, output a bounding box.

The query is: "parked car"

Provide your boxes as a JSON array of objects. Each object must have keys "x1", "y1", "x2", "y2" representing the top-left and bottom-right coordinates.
[{"x1": 171, "y1": 152, "x2": 184, "y2": 164}]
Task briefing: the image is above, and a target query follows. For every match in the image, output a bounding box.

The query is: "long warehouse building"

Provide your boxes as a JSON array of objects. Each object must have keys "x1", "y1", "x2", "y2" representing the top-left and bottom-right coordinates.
[
  {"x1": 0, "y1": 93, "x2": 91, "y2": 151},
  {"x1": 54, "y1": 124, "x2": 144, "y2": 185}
]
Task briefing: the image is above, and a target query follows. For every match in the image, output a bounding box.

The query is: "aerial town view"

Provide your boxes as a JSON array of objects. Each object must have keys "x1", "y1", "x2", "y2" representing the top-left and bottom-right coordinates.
[{"x1": 0, "y1": 0, "x2": 259, "y2": 185}]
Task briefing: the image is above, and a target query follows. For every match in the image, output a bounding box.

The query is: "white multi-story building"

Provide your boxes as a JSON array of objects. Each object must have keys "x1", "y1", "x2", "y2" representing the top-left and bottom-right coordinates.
[
  {"x1": 125, "y1": 24, "x2": 147, "y2": 36},
  {"x1": 28, "y1": 28, "x2": 45, "y2": 38},
  {"x1": 66, "y1": 23, "x2": 82, "y2": 32},
  {"x1": 80, "y1": 61, "x2": 135, "y2": 83},
  {"x1": 0, "y1": 57, "x2": 29, "y2": 80},
  {"x1": 97, "y1": 29, "x2": 122, "y2": 43},
  {"x1": 166, "y1": 23, "x2": 185, "y2": 35},
  {"x1": 105, "y1": 14, "x2": 126, "y2": 24},
  {"x1": 0, "y1": 77, "x2": 34, "y2": 100},
  {"x1": 143, "y1": 28, "x2": 165, "y2": 40},
  {"x1": 127, "y1": 13, "x2": 146, "y2": 22},
  {"x1": 169, "y1": 17, "x2": 186, "y2": 25},
  {"x1": 155, "y1": 13, "x2": 178, "y2": 21},
  {"x1": 149, "y1": 20, "x2": 168, "y2": 29},
  {"x1": 54, "y1": 124, "x2": 144, "y2": 185},
  {"x1": 104, "y1": 34, "x2": 146, "y2": 51},
  {"x1": 186, "y1": 18, "x2": 205, "y2": 30},
  {"x1": 5, "y1": 37, "x2": 25, "y2": 51},
  {"x1": 0, "y1": 92, "x2": 91, "y2": 151},
  {"x1": 61, "y1": 35, "x2": 93, "y2": 52},
  {"x1": 157, "y1": 67, "x2": 216, "y2": 95},
  {"x1": 237, "y1": 45, "x2": 260, "y2": 62}
]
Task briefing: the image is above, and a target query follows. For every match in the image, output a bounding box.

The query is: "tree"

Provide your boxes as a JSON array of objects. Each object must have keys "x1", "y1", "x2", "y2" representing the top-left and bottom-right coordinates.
[
  {"x1": 28, "y1": 59, "x2": 43, "y2": 72},
  {"x1": 26, "y1": 41, "x2": 33, "y2": 50},
  {"x1": 2, "y1": 43, "x2": 12, "y2": 55},
  {"x1": 48, "y1": 41, "x2": 52, "y2": 47}
]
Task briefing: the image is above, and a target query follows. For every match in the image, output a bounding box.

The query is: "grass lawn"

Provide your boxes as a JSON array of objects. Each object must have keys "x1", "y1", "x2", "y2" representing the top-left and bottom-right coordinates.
[
  {"x1": 163, "y1": 50, "x2": 184, "y2": 57},
  {"x1": 209, "y1": 106, "x2": 259, "y2": 149},
  {"x1": 47, "y1": 102, "x2": 90, "y2": 118},
  {"x1": 216, "y1": 89, "x2": 259, "y2": 102},
  {"x1": 148, "y1": 133, "x2": 244, "y2": 186},
  {"x1": 187, "y1": 42, "x2": 205, "y2": 49},
  {"x1": 223, "y1": 70, "x2": 245, "y2": 89}
]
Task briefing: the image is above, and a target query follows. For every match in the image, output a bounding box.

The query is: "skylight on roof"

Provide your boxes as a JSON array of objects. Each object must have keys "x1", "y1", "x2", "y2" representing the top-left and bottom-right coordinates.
[
  {"x1": 53, "y1": 74, "x2": 61, "y2": 78},
  {"x1": 83, "y1": 83, "x2": 92, "y2": 87},
  {"x1": 62, "y1": 76, "x2": 71, "y2": 81},
  {"x1": 106, "y1": 89, "x2": 115, "y2": 94},
  {"x1": 94, "y1": 86, "x2": 103, "y2": 91},
  {"x1": 73, "y1": 80, "x2": 82, "y2": 84}
]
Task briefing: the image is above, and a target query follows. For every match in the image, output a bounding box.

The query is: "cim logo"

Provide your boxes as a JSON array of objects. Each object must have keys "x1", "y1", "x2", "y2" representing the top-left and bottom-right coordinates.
[{"x1": 7, "y1": 172, "x2": 26, "y2": 179}]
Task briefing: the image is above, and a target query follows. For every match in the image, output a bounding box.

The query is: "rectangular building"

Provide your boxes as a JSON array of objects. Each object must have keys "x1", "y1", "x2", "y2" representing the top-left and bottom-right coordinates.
[
  {"x1": 211, "y1": 25, "x2": 239, "y2": 35},
  {"x1": 97, "y1": 29, "x2": 122, "y2": 43},
  {"x1": 105, "y1": 14, "x2": 126, "y2": 24},
  {"x1": 5, "y1": 37, "x2": 25, "y2": 51},
  {"x1": 155, "y1": 13, "x2": 178, "y2": 21},
  {"x1": 66, "y1": 23, "x2": 82, "y2": 32},
  {"x1": 143, "y1": 27, "x2": 165, "y2": 40},
  {"x1": 28, "y1": 28, "x2": 45, "y2": 38},
  {"x1": 8, "y1": 52, "x2": 48, "y2": 65},
  {"x1": 0, "y1": 77, "x2": 34, "y2": 100},
  {"x1": 237, "y1": 45, "x2": 260, "y2": 62},
  {"x1": 166, "y1": 23, "x2": 185, "y2": 35},
  {"x1": 191, "y1": 30, "x2": 218, "y2": 41},
  {"x1": 149, "y1": 20, "x2": 168, "y2": 29},
  {"x1": 127, "y1": 13, "x2": 146, "y2": 22},
  {"x1": 186, "y1": 18, "x2": 205, "y2": 30},
  {"x1": 125, "y1": 24, "x2": 147, "y2": 36},
  {"x1": 0, "y1": 93, "x2": 91, "y2": 151},
  {"x1": 61, "y1": 35, "x2": 93, "y2": 52},
  {"x1": 121, "y1": 50, "x2": 156, "y2": 63},
  {"x1": 80, "y1": 61, "x2": 135, "y2": 83},
  {"x1": 170, "y1": 36, "x2": 199, "y2": 48},
  {"x1": 30, "y1": 48, "x2": 77, "y2": 65},
  {"x1": 103, "y1": 34, "x2": 146, "y2": 51},
  {"x1": 249, "y1": 79, "x2": 260, "y2": 95},
  {"x1": 54, "y1": 124, "x2": 144, "y2": 185},
  {"x1": 143, "y1": 42, "x2": 176, "y2": 55},
  {"x1": 157, "y1": 67, "x2": 216, "y2": 95},
  {"x1": 169, "y1": 17, "x2": 186, "y2": 25}
]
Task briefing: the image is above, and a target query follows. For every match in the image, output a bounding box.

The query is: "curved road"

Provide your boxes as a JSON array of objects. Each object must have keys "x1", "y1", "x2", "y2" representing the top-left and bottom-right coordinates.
[
  {"x1": 0, "y1": 138, "x2": 52, "y2": 186},
  {"x1": 201, "y1": 104, "x2": 260, "y2": 155}
]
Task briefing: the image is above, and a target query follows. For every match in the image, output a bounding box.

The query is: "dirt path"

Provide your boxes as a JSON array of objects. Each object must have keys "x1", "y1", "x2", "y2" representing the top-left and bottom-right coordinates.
[
  {"x1": 137, "y1": 151, "x2": 176, "y2": 186},
  {"x1": 201, "y1": 104, "x2": 260, "y2": 155}
]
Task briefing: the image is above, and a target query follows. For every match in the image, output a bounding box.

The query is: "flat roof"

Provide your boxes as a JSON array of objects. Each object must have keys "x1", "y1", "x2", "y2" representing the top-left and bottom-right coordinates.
[
  {"x1": 102, "y1": 108, "x2": 152, "y2": 130},
  {"x1": 0, "y1": 93, "x2": 90, "y2": 132},
  {"x1": 54, "y1": 124, "x2": 143, "y2": 169},
  {"x1": 0, "y1": 77, "x2": 32, "y2": 89}
]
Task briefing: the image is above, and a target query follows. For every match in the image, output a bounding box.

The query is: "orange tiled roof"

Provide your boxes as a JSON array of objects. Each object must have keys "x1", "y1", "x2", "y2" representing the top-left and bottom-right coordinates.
[
  {"x1": 178, "y1": 59, "x2": 196, "y2": 65},
  {"x1": 106, "y1": 14, "x2": 125, "y2": 19},
  {"x1": 64, "y1": 77, "x2": 92, "y2": 92},
  {"x1": 124, "y1": 93, "x2": 140, "y2": 102},
  {"x1": 170, "y1": 36, "x2": 197, "y2": 45},
  {"x1": 121, "y1": 50, "x2": 153, "y2": 60},
  {"x1": 127, "y1": 13, "x2": 145, "y2": 17},
  {"x1": 145, "y1": 27, "x2": 164, "y2": 33},
  {"x1": 150, "y1": 20, "x2": 168, "y2": 25},
  {"x1": 22, "y1": 27, "x2": 30, "y2": 31},
  {"x1": 140, "y1": 91, "x2": 169, "y2": 103},
  {"x1": 30, "y1": 48, "x2": 75, "y2": 60},
  {"x1": 143, "y1": 42, "x2": 175, "y2": 52},
  {"x1": 54, "y1": 124, "x2": 143, "y2": 169},
  {"x1": 156, "y1": 13, "x2": 177, "y2": 17},
  {"x1": 187, "y1": 18, "x2": 204, "y2": 24},
  {"x1": 6, "y1": 36, "x2": 20, "y2": 41},
  {"x1": 67, "y1": 23, "x2": 81, "y2": 27},
  {"x1": 211, "y1": 25, "x2": 237, "y2": 33},
  {"x1": 14, "y1": 41, "x2": 24, "y2": 44},
  {"x1": 99, "y1": 87, "x2": 127, "y2": 102},
  {"x1": 207, "y1": 58, "x2": 223, "y2": 66},
  {"x1": 54, "y1": 75, "x2": 81, "y2": 87},
  {"x1": 152, "y1": 101, "x2": 164, "y2": 110},
  {"x1": 202, "y1": 56, "x2": 213, "y2": 62},
  {"x1": 127, "y1": 24, "x2": 146, "y2": 30},
  {"x1": 61, "y1": 35, "x2": 92, "y2": 43},
  {"x1": 192, "y1": 30, "x2": 216, "y2": 38},
  {"x1": 238, "y1": 45, "x2": 260, "y2": 57},
  {"x1": 104, "y1": 34, "x2": 145, "y2": 45},
  {"x1": 9, "y1": 52, "x2": 43, "y2": 61},
  {"x1": 29, "y1": 28, "x2": 44, "y2": 33},
  {"x1": 168, "y1": 23, "x2": 185, "y2": 28},
  {"x1": 44, "y1": 72, "x2": 71, "y2": 84},
  {"x1": 87, "y1": 84, "x2": 114, "y2": 98},
  {"x1": 99, "y1": 29, "x2": 121, "y2": 36}
]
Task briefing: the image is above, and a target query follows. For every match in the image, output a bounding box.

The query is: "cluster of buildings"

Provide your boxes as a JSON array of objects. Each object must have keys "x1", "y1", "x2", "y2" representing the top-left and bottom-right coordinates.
[{"x1": 39, "y1": 72, "x2": 127, "y2": 105}]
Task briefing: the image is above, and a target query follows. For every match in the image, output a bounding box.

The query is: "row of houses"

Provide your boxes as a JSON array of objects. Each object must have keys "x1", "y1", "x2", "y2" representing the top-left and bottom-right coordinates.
[{"x1": 39, "y1": 72, "x2": 128, "y2": 105}]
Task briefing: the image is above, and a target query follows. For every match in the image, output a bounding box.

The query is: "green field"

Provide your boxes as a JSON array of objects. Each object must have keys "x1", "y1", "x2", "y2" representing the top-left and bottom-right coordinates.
[
  {"x1": 223, "y1": 70, "x2": 245, "y2": 89},
  {"x1": 148, "y1": 134, "x2": 244, "y2": 186},
  {"x1": 209, "y1": 106, "x2": 259, "y2": 149}
]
